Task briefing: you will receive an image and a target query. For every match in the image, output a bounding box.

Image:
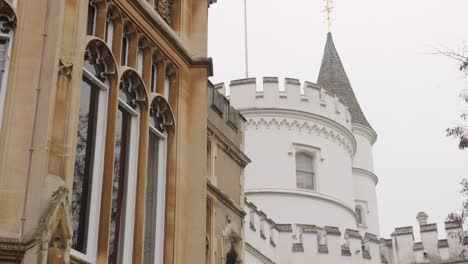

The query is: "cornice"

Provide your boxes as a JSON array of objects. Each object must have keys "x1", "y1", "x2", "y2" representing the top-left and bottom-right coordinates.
[
  {"x1": 207, "y1": 121, "x2": 251, "y2": 167},
  {"x1": 131, "y1": 0, "x2": 213, "y2": 75},
  {"x1": 352, "y1": 167, "x2": 379, "y2": 185},
  {"x1": 352, "y1": 123, "x2": 377, "y2": 145},
  {"x1": 207, "y1": 182, "x2": 246, "y2": 217},
  {"x1": 241, "y1": 108, "x2": 357, "y2": 157},
  {"x1": 245, "y1": 188, "x2": 358, "y2": 223}
]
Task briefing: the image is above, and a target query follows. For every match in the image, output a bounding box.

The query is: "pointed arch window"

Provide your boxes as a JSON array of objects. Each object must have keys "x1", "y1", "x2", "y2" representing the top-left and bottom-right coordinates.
[
  {"x1": 164, "y1": 71, "x2": 170, "y2": 99},
  {"x1": 121, "y1": 24, "x2": 130, "y2": 66},
  {"x1": 136, "y1": 41, "x2": 144, "y2": 75},
  {"x1": 72, "y1": 45, "x2": 111, "y2": 261},
  {"x1": 105, "y1": 13, "x2": 114, "y2": 49},
  {"x1": 144, "y1": 97, "x2": 173, "y2": 264},
  {"x1": 108, "y1": 73, "x2": 141, "y2": 263},
  {"x1": 0, "y1": 7, "x2": 16, "y2": 128},
  {"x1": 150, "y1": 59, "x2": 158, "y2": 93},
  {"x1": 86, "y1": 1, "x2": 97, "y2": 36},
  {"x1": 295, "y1": 153, "x2": 315, "y2": 190}
]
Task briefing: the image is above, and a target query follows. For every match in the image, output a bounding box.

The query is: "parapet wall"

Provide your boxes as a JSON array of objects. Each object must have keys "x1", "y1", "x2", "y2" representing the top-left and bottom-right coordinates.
[
  {"x1": 380, "y1": 222, "x2": 468, "y2": 264},
  {"x1": 245, "y1": 199, "x2": 381, "y2": 264},
  {"x1": 215, "y1": 77, "x2": 352, "y2": 130}
]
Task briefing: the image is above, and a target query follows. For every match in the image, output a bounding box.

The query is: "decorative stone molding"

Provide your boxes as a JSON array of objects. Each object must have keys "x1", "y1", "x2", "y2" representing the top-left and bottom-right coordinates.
[
  {"x1": 345, "y1": 229, "x2": 362, "y2": 240},
  {"x1": 352, "y1": 123, "x2": 377, "y2": 145},
  {"x1": 246, "y1": 188, "x2": 358, "y2": 223},
  {"x1": 245, "y1": 116, "x2": 354, "y2": 156},
  {"x1": 58, "y1": 58, "x2": 73, "y2": 77},
  {"x1": 276, "y1": 224, "x2": 293, "y2": 233},
  {"x1": 391, "y1": 226, "x2": 414, "y2": 237},
  {"x1": 364, "y1": 233, "x2": 380, "y2": 244},
  {"x1": 420, "y1": 223, "x2": 437, "y2": 233},
  {"x1": 156, "y1": 0, "x2": 174, "y2": 24},
  {"x1": 325, "y1": 226, "x2": 341, "y2": 236},
  {"x1": 318, "y1": 244, "x2": 329, "y2": 254},
  {"x1": 352, "y1": 167, "x2": 379, "y2": 185},
  {"x1": 25, "y1": 186, "x2": 73, "y2": 264}
]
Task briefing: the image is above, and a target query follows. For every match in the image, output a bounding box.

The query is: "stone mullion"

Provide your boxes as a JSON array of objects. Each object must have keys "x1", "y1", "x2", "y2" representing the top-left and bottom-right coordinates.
[
  {"x1": 96, "y1": 78, "x2": 119, "y2": 264},
  {"x1": 94, "y1": 2, "x2": 108, "y2": 40},
  {"x1": 132, "y1": 104, "x2": 149, "y2": 263}
]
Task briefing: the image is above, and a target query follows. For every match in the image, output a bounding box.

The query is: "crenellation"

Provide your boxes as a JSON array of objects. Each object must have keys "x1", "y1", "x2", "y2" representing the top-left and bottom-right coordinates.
[
  {"x1": 225, "y1": 77, "x2": 352, "y2": 129},
  {"x1": 380, "y1": 219, "x2": 468, "y2": 263},
  {"x1": 245, "y1": 200, "x2": 383, "y2": 262}
]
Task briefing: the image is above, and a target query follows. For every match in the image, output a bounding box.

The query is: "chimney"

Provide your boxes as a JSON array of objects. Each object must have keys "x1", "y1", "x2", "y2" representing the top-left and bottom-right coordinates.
[{"x1": 416, "y1": 212, "x2": 428, "y2": 226}]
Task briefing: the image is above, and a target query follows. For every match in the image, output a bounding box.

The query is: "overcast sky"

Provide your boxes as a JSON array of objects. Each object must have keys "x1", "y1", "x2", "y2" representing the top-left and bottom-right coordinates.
[{"x1": 207, "y1": 0, "x2": 468, "y2": 238}]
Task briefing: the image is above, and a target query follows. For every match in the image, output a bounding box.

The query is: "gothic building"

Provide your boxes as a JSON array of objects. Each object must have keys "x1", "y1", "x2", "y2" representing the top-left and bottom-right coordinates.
[{"x1": 0, "y1": 0, "x2": 226, "y2": 263}]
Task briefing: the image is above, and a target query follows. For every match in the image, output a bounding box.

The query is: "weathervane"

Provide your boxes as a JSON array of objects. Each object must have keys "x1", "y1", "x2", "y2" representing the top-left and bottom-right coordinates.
[{"x1": 323, "y1": 0, "x2": 334, "y2": 32}]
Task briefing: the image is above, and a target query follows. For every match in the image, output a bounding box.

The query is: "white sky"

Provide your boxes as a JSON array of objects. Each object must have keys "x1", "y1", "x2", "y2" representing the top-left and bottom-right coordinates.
[{"x1": 207, "y1": 0, "x2": 468, "y2": 238}]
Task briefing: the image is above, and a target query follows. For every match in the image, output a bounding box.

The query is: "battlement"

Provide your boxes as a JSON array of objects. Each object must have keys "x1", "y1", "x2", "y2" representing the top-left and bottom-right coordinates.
[
  {"x1": 215, "y1": 77, "x2": 352, "y2": 130},
  {"x1": 380, "y1": 213, "x2": 468, "y2": 264},
  {"x1": 245, "y1": 199, "x2": 381, "y2": 264}
]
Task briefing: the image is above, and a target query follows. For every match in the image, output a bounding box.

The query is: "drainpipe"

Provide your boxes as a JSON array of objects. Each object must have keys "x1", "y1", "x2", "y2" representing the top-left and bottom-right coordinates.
[{"x1": 16, "y1": 0, "x2": 51, "y2": 262}]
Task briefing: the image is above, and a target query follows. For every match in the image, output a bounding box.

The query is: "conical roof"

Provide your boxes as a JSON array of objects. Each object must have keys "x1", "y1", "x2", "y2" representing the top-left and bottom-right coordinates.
[{"x1": 317, "y1": 33, "x2": 372, "y2": 129}]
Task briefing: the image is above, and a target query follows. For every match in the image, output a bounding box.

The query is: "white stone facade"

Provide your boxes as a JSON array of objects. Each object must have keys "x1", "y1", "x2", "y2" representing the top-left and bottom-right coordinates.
[
  {"x1": 217, "y1": 76, "x2": 381, "y2": 263},
  {"x1": 380, "y1": 217, "x2": 468, "y2": 264}
]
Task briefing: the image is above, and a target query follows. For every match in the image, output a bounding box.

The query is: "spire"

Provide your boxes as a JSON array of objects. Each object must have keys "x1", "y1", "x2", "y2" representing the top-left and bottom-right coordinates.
[{"x1": 317, "y1": 33, "x2": 372, "y2": 129}]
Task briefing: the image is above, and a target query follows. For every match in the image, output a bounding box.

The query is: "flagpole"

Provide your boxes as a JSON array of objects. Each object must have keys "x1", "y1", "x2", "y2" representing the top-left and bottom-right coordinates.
[{"x1": 244, "y1": 0, "x2": 249, "y2": 78}]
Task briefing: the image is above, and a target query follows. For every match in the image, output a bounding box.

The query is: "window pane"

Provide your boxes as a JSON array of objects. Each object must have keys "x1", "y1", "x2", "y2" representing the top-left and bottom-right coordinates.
[
  {"x1": 105, "y1": 18, "x2": 114, "y2": 49},
  {"x1": 151, "y1": 63, "x2": 157, "y2": 93},
  {"x1": 0, "y1": 38, "x2": 8, "y2": 97},
  {"x1": 296, "y1": 153, "x2": 313, "y2": 172},
  {"x1": 164, "y1": 74, "x2": 170, "y2": 99},
  {"x1": 86, "y1": 2, "x2": 96, "y2": 36},
  {"x1": 143, "y1": 131, "x2": 160, "y2": 264},
  {"x1": 72, "y1": 77, "x2": 99, "y2": 253},
  {"x1": 121, "y1": 26, "x2": 129, "y2": 66},
  {"x1": 108, "y1": 107, "x2": 131, "y2": 264},
  {"x1": 296, "y1": 171, "x2": 314, "y2": 190}
]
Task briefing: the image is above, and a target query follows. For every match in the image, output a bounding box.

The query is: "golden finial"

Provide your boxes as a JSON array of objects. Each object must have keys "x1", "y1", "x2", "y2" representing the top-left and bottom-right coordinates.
[{"x1": 323, "y1": 0, "x2": 334, "y2": 32}]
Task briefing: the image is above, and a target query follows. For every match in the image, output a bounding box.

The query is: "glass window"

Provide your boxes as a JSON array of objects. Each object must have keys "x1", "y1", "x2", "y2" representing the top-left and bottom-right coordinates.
[
  {"x1": 86, "y1": 2, "x2": 96, "y2": 36},
  {"x1": 143, "y1": 103, "x2": 168, "y2": 264},
  {"x1": 72, "y1": 77, "x2": 99, "y2": 253},
  {"x1": 105, "y1": 14, "x2": 114, "y2": 49},
  {"x1": 121, "y1": 25, "x2": 129, "y2": 66},
  {"x1": 71, "y1": 50, "x2": 109, "y2": 259},
  {"x1": 296, "y1": 153, "x2": 315, "y2": 190},
  {"x1": 137, "y1": 49, "x2": 143, "y2": 75},
  {"x1": 164, "y1": 73, "x2": 170, "y2": 99},
  {"x1": 150, "y1": 62, "x2": 158, "y2": 93},
  {"x1": 0, "y1": 37, "x2": 10, "y2": 126},
  {"x1": 356, "y1": 207, "x2": 365, "y2": 225},
  {"x1": 108, "y1": 106, "x2": 131, "y2": 264}
]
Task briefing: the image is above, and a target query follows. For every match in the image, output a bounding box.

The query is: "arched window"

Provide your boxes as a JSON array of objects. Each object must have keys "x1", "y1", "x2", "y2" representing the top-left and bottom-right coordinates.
[
  {"x1": 105, "y1": 12, "x2": 114, "y2": 49},
  {"x1": 150, "y1": 59, "x2": 158, "y2": 93},
  {"x1": 356, "y1": 206, "x2": 365, "y2": 225},
  {"x1": 86, "y1": 1, "x2": 97, "y2": 36},
  {"x1": 144, "y1": 96, "x2": 173, "y2": 264},
  {"x1": 72, "y1": 44, "x2": 112, "y2": 260},
  {"x1": 164, "y1": 71, "x2": 170, "y2": 99},
  {"x1": 121, "y1": 24, "x2": 129, "y2": 66},
  {"x1": 108, "y1": 71, "x2": 142, "y2": 263},
  {"x1": 136, "y1": 41, "x2": 144, "y2": 75},
  {"x1": 0, "y1": 6, "x2": 16, "y2": 128},
  {"x1": 295, "y1": 153, "x2": 315, "y2": 190}
]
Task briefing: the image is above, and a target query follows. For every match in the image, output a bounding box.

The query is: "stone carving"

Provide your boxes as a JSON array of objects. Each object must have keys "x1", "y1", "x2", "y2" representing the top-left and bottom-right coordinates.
[
  {"x1": 157, "y1": 0, "x2": 174, "y2": 24},
  {"x1": 245, "y1": 117, "x2": 354, "y2": 156}
]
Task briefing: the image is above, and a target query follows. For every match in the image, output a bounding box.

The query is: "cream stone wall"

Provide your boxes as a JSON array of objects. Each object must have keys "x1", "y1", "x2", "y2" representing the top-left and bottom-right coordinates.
[{"x1": 0, "y1": 0, "x2": 216, "y2": 263}]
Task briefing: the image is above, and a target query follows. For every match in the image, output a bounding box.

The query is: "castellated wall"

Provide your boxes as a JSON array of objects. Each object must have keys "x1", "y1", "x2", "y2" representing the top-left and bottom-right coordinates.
[
  {"x1": 245, "y1": 200, "x2": 381, "y2": 264},
  {"x1": 215, "y1": 77, "x2": 352, "y2": 130},
  {"x1": 380, "y1": 221, "x2": 468, "y2": 264}
]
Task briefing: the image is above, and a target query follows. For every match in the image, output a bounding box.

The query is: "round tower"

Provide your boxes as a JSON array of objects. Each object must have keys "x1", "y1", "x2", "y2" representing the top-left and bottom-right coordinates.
[{"x1": 224, "y1": 33, "x2": 380, "y2": 237}]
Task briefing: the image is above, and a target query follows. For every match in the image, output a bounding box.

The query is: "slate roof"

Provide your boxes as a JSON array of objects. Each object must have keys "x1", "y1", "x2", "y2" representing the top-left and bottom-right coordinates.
[{"x1": 317, "y1": 32, "x2": 372, "y2": 129}]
